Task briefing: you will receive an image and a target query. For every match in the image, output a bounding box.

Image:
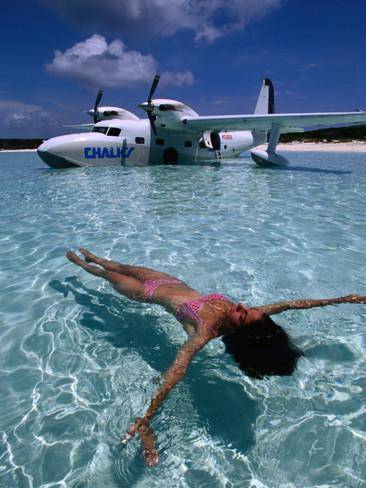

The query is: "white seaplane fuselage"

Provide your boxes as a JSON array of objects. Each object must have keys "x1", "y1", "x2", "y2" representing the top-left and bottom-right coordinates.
[
  {"x1": 37, "y1": 79, "x2": 366, "y2": 168},
  {"x1": 38, "y1": 100, "x2": 265, "y2": 168}
]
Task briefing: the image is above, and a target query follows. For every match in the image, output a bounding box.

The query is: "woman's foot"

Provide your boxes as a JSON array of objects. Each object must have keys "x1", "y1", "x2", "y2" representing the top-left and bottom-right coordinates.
[
  {"x1": 79, "y1": 248, "x2": 102, "y2": 263},
  {"x1": 66, "y1": 251, "x2": 84, "y2": 266},
  {"x1": 66, "y1": 250, "x2": 105, "y2": 277},
  {"x1": 79, "y1": 248, "x2": 122, "y2": 273}
]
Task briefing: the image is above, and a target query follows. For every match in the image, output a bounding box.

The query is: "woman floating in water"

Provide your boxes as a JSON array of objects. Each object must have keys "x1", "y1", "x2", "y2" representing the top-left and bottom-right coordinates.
[{"x1": 66, "y1": 249, "x2": 366, "y2": 466}]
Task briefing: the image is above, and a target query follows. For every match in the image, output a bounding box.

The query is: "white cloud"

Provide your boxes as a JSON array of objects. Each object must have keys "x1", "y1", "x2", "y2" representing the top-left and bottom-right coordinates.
[
  {"x1": 42, "y1": 0, "x2": 284, "y2": 42},
  {"x1": 46, "y1": 34, "x2": 156, "y2": 87},
  {"x1": 0, "y1": 100, "x2": 58, "y2": 135},
  {"x1": 0, "y1": 101, "x2": 41, "y2": 112},
  {"x1": 0, "y1": 101, "x2": 43, "y2": 128},
  {"x1": 46, "y1": 34, "x2": 194, "y2": 88},
  {"x1": 160, "y1": 71, "x2": 194, "y2": 87}
]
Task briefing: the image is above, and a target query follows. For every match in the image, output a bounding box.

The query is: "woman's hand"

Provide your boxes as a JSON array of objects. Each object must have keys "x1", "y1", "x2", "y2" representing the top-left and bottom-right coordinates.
[
  {"x1": 121, "y1": 335, "x2": 208, "y2": 465},
  {"x1": 121, "y1": 417, "x2": 159, "y2": 467},
  {"x1": 257, "y1": 294, "x2": 366, "y2": 316},
  {"x1": 121, "y1": 416, "x2": 147, "y2": 444},
  {"x1": 139, "y1": 424, "x2": 158, "y2": 466}
]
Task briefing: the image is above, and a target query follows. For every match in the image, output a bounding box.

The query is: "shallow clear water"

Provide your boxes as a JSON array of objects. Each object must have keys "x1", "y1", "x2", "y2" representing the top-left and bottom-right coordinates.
[{"x1": 1, "y1": 151, "x2": 366, "y2": 487}]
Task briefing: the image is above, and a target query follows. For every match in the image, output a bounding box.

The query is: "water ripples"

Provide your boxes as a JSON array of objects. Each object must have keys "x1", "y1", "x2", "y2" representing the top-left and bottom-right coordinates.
[{"x1": 0, "y1": 152, "x2": 366, "y2": 486}]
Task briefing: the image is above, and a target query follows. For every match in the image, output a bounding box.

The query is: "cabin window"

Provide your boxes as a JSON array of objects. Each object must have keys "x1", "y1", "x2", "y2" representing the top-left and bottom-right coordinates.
[
  {"x1": 135, "y1": 137, "x2": 145, "y2": 144},
  {"x1": 92, "y1": 126, "x2": 108, "y2": 134},
  {"x1": 107, "y1": 127, "x2": 121, "y2": 137},
  {"x1": 184, "y1": 140, "x2": 192, "y2": 147},
  {"x1": 156, "y1": 138, "x2": 165, "y2": 146}
]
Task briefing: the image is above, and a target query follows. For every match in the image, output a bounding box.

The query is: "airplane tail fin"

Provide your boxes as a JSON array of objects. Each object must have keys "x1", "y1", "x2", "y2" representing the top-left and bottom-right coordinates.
[{"x1": 254, "y1": 78, "x2": 275, "y2": 114}]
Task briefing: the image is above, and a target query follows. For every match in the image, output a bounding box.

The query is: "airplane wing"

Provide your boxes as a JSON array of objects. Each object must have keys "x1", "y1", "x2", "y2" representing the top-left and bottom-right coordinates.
[{"x1": 182, "y1": 111, "x2": 366, "y2": 132}]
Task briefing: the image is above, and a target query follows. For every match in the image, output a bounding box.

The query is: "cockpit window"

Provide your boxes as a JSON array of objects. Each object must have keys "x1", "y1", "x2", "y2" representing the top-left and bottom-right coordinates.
[
  {"x1": 107, "y1": 127, "x2": 121, "y2": 137},
  {"x1": 92, "y1": 126, "x2": 108, "y2": 134}
]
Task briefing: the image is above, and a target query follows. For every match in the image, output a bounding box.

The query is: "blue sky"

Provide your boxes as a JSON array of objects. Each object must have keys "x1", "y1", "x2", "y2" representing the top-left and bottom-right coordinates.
[{"x1": 1, "y1": 0, "x2": 366, "y2": 137}]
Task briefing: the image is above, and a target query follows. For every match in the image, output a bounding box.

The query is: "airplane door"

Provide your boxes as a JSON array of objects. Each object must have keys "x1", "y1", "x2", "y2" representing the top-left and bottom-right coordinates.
[
  {"x1": 210, "y1": 132, "x2": 221, "y2": 151},
  {"x1": 203, "y1": 131, "x2": 213, "y2": 149}
]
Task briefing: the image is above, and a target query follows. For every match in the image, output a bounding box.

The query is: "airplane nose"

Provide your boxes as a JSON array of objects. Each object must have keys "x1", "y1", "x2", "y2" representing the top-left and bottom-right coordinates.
[{"x1": 37, "y1": 136, "x2": 80, "y2": 168}]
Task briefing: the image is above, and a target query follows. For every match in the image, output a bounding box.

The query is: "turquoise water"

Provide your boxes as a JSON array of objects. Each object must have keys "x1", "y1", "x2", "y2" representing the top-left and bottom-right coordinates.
[{"x1": 1, "y1": 151, "x2": 366, "y2": 487}]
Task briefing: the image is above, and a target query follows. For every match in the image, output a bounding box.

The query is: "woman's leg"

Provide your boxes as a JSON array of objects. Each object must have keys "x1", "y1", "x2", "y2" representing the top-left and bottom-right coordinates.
[
  {"x1": 79, "y1": 248, "x2": 181, "y2": 282},
  {"x1": 66, "y1": 251, "x2": 145, "y2": 301}
]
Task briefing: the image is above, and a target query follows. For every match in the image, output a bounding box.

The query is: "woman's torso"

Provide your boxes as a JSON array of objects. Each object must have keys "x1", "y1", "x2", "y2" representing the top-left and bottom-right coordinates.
[{"x1": 148, "y1": 280, "x2": 234, "y2": 336}]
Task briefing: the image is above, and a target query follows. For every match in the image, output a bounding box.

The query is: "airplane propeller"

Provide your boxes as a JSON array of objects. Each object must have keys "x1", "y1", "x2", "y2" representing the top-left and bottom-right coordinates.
[
  {"x1": 87, "y1": 89, "x2": 104, "y2": 123},
  {"x1": 140, "y1": 75, "x2": 160, "y2": 135}
]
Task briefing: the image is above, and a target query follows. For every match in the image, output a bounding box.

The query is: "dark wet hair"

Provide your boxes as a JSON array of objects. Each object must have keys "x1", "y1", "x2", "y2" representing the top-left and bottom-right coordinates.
[{"x1": 221, "y1": 314, "x2": 303, "y2": 379}]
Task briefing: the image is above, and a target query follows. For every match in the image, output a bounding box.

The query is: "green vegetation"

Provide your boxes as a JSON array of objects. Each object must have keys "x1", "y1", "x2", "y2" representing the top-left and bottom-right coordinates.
[
  {"x1": 0, "y1": 139, "x2": 43, "y2": 150},
  {"x1": 280, "y1": 124, "x2": 366, "y2": 143}
]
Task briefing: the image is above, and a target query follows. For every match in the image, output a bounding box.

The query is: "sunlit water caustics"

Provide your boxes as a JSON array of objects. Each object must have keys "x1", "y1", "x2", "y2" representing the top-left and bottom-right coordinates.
[{"x1": 1, "y1": 151, "x2": 366, "y2": 487}]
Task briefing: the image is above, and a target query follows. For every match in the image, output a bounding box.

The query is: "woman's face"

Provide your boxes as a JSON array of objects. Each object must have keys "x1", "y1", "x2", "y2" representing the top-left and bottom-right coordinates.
[{"x1": 229, "y1": 303, "x2": 265, "y2": 327}]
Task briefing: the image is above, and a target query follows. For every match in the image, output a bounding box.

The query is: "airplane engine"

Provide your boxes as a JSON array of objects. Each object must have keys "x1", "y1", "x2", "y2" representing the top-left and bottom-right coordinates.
[
  {"x1": 199, "y1": 130, "x2": 259, "y2": 155},
  {"x1": 87, "y1": 106, "x2": 139, "y2": 121},
  {"x1": 86, "y1": 90, "x2": 139, "y2": 122},
  {"x1": 219, "y1": 130, "x2": 255, "y2": 152}
]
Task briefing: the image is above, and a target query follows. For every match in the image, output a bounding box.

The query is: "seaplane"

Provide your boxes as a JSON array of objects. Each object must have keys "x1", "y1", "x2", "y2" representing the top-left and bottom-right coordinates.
[{"x1": 37, "y1": 76, "x2": 366, "y2": 168}]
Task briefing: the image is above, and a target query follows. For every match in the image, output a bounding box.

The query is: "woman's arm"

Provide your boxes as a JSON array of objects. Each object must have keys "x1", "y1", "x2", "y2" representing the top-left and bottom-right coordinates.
[
  {"x1": 256, "y1": 294, "x2": 366, "y2": 316},
  {"x1": 122, "y1": 332, "x2": 210, "y2": 466}
]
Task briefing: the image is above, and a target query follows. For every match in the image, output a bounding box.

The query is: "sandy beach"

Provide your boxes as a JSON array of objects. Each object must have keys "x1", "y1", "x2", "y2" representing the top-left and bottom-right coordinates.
[{"x1": 268, "y1": 142, "x2": 366, "y2": 152}]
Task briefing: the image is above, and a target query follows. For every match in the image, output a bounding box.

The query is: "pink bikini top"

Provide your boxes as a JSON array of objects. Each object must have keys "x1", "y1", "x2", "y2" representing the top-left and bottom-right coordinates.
[{"x1": 175, "y1": 293, "x2": 230, "y2": 327}]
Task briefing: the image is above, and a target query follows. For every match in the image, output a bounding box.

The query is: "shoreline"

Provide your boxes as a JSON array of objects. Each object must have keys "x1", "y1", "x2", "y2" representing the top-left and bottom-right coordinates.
[{"x1": 258, "y1": 142, "x2": 366, "y2": 152}]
